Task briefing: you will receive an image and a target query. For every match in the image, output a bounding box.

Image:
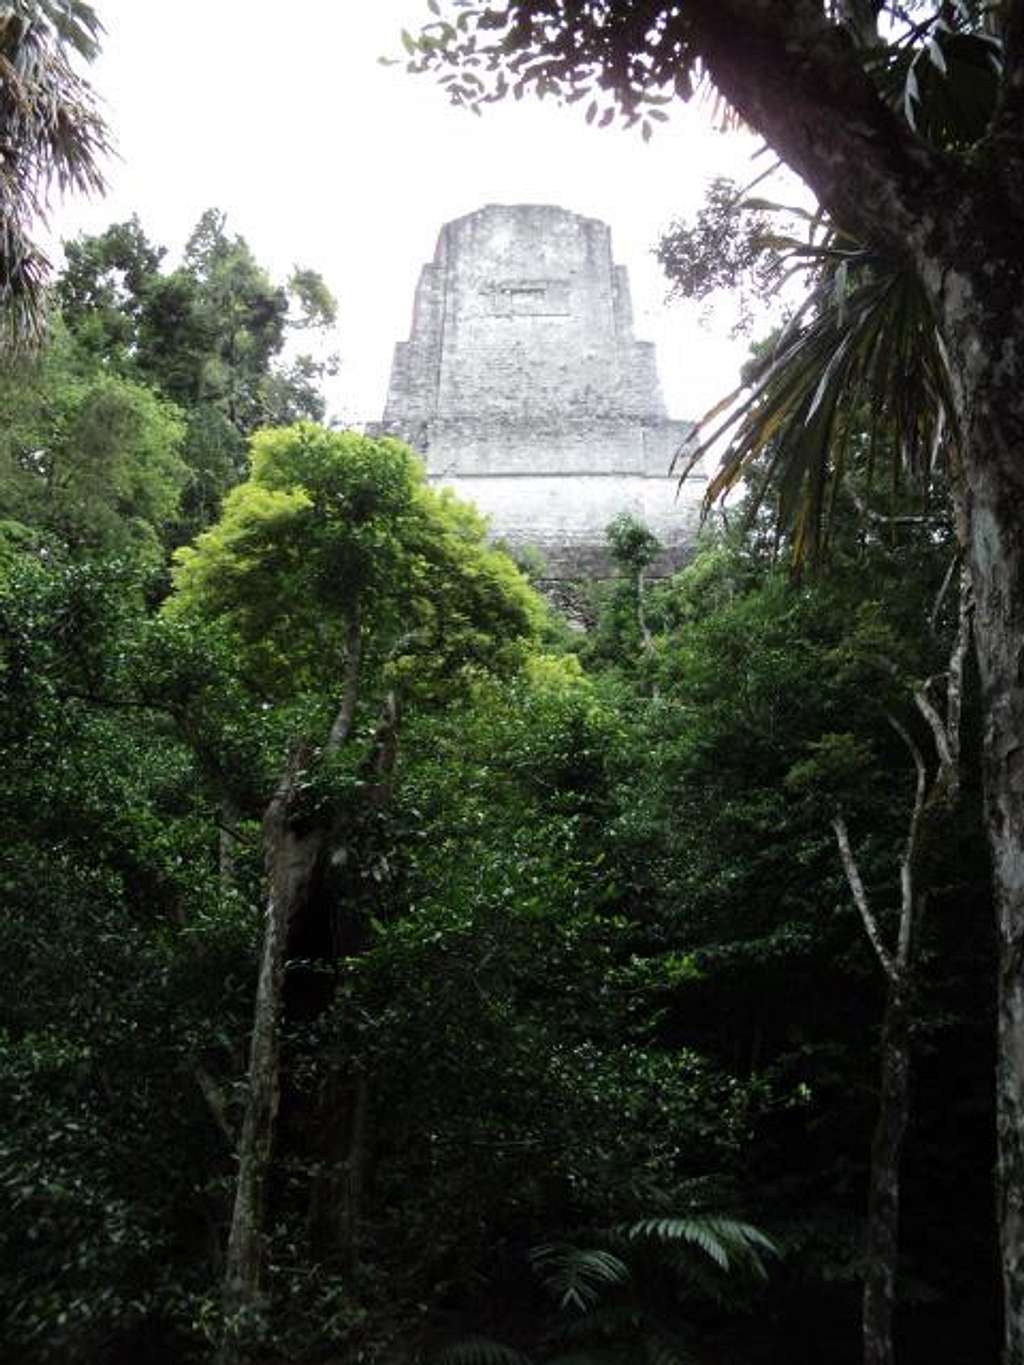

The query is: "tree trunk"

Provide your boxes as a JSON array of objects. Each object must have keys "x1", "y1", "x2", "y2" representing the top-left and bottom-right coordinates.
[
  {"x1": 863, "y1": 982, "x2": 913, "y2": 1365},
  {"x1": 220, "y1": 746, "x2": 323, "y2": 1360},
  {"x1": 338, "y1": 1072, "x2": 370, "y2": 1268},
  {"x1": 928, "y1": 227, "x2": 1024, "y2": 1355},
  {"x1": 220, "y1": 611, "x2": 364, "y2": 1361},
  {"x1": 219, "y1": 795, "x2": 242, "y2": 891},
  {"x1": 835, "y1": 0, "x2": 884, "y2": 50},
  {"x1": 959, "y1": 409, "x2": 1024, "y2": 1363}
]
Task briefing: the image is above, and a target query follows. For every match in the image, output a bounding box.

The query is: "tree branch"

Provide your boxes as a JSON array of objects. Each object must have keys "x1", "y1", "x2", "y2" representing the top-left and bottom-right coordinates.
[
  {"x1": 688, "y1": 0, "x2": 958, "y2": 267},
  {"x1": 846, "y1": 483, "x2": 949, "y2": 528},
  {"x1": 832, "y1": 811, "x2": 898, "y2": 981},
  {"x1": 885, "y1": 712, "x2": 927, "y2": 971},
  {"x1": 325, "y1": 606, "x2": 363, "y2": 755},
  {"x1": 928, "y1": 552, "x2": 959, "y2": 636},
  {"x1": 912, "y1": 678, "x2": 954, "y2": 776},
  {"x1": 911, "y1": 561, "x2": 971, "y2": 804},
  {"x1": 195, "y1": 1063, "x2": 236, "y2": 1149},
  {"x1": 944, "y1": 563, "x2": 973, "y2": 788},
  {"x1": 213, "y1": 814, "x2": 256, "y2": 848}
]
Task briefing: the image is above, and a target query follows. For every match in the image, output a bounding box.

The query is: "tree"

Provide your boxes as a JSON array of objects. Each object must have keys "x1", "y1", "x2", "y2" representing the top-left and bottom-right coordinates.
[
  {"x1": 0, "y1": 0, "x2": 109, "y2": 349},
  {"x1": 325, "y1": 651, "x2": 775, "y2": 1364},
  {"x1": 0, "y1": 320, "x2": 187, "y2": 564},
  {"x1": 57, "y1": 211, "x2": 339, "y2": 539},
  {"x1": 0, "y1": 552, "x2": 256, "y2": 1362},
  {"x1": 165, "y1": 423, "x2": 543, "y2": 1358},
  {"x1": 56, "y1": 214, "x2": 167, "y2": 367},
  {"x1": 406, "y1": 6, "x2": 1024, "y2": 1355},
  {"x1": 787, "y1": 576, "x2": 972, "y2": 1365},
  {"x1": 605, "y1": 511, "x2": 661, "y2": 667},
  {"x1": 608, "y1": 532, "x2": 993, "y2": 1360}
]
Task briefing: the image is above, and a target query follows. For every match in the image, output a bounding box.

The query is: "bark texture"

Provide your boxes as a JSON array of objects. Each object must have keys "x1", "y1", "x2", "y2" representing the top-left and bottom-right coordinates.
[
  {"x1": 863, "y1": 986, "x2": 913, "y2": 1365},
  {"x1": 304, "y1": 692, "x2": 400, "y2": 1266},
  {"x1": 220, "y1": 613, "x2": 365, "y2": 1361},
  {"x1": 220, "y1": 745, "x2": 323, "y2": 1356},
  {"x1": 953, "y1": 318, "x2": 1024, "y2": 1361}
]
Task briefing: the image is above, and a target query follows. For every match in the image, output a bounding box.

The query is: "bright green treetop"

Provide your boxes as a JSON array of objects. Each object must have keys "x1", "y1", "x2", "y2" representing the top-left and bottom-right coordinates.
[{"x1": 166, "y1": 422, "x2": 544, "y2": 698}]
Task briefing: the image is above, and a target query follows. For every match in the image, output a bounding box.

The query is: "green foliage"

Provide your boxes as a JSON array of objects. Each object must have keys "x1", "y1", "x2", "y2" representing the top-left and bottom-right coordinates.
[
  {"x1": 288, "y1": 265, "x2": 338, "y2": 328},
  {"x1": 605, "y1": 513, "x2": 661, "y2": 574},
  {"x1": 619, "y1": 1217, "x2": 775, "y2": 1278},
  {"x1": 530, "y1": 1246, "x2": 631, "y2": 1313},
  {"x1": 58, "y1": 209, "x2": 336, "y2": 435},
  {"x1": 0, "y1": 550, "x2": 255, "y2": 1361},
  {"x1": 595, "y1": 524, "x2": 992, "y2": 1354},
  {"x1": 57, "y1": 213, "x2": 166, "y2": 363},
  {"x1": 676, "y1": 234, "x2": 958, "y2": 563},
  {"x1": 0, "y1": 482, "x2": 995, "y2": 1362},
  {"x1": 434, "y1": 1340, "x2": 534, "y2": 1365},
  {"x1": 0, "y1": 322, "x2": 187, "y2": 564},
  {"x1": 785, "y1": 733, "x2": 876, "y2": 801},
  {"x1": 166, "y1": 422, "x2": 543, "y2": 697},
  {"x1": 283, "y1": 653, "x2": 769, "y2": 1363},
  {"x1": 657, "y1": 177, "x2": 787, "y2": 335},
  {"x1": 432, "y1": 1213, "x2": 774, "y2": 1365},
  {"x1": 55, "y1": 211, "x2": 339, "y2": 540}
]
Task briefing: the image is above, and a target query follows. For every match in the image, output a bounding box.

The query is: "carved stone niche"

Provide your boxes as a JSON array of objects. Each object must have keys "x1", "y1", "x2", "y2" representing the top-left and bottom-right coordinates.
[{"x1": 485, "y1": 279, "x2": 572, "y2": 317}]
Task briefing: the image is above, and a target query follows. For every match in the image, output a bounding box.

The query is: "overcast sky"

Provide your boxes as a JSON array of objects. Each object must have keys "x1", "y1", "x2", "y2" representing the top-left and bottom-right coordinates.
[{"x1": 52, "y1": 1, "x2": 777, "y2": 426}]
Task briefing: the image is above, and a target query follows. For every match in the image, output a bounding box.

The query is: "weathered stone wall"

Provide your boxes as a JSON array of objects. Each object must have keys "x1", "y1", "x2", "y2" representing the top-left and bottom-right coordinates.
[
  {"x1": 373, "y1": 203, "x2": 704, "y2": 575},
  {"x1": 434, "y1": 473, "x2": 699, "y2": 577}
]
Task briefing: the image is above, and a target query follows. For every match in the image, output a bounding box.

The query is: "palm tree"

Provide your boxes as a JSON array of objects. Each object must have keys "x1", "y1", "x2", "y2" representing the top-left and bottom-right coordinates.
[{"x1": 0, "y1": 0, "x2": 109, "y2": 349}]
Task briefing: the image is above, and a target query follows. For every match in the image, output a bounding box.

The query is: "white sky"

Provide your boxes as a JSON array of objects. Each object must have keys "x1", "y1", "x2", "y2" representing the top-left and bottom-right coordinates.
[{"x1": 51, "y1": 0, "x2": 779, "y2": 427}]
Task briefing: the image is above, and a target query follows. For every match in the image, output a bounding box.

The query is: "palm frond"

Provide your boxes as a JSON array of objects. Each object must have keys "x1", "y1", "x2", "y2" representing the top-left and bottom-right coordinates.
[
  {"x1": 682, "y1": 242, "x2": 958, "y2": 564},
  {"x1": 551, "y1": 1303, "x2": 651, "y2": 1343},
  {"x1": 529, "y1": 1244, "x2": 631, "y2": 1313},
  {"x1": 644, "y1": 1335, "x2": 698, "y2": 1365},
  {"x1": 551, "y1": 1302, "x2": 698, "y2": 1365},
  {"x1": 545, "y1": 1354, "x2": 624, "y2": 1365},
  {"x1": 0, "y1": 1, "x2": 109, "y2": 350},
  {"x1": 619, "y1": 1215, "x2": 777, "y2": 1279},
  {"x1": 432, "y1": 1337, "x2": 535, "y2": 1365}
]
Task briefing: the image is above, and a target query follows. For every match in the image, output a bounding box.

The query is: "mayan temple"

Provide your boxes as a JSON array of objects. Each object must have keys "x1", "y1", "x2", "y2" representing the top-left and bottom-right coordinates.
[{"x1": 373, "y1": 203, "x2": 703, "y2": 575}]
